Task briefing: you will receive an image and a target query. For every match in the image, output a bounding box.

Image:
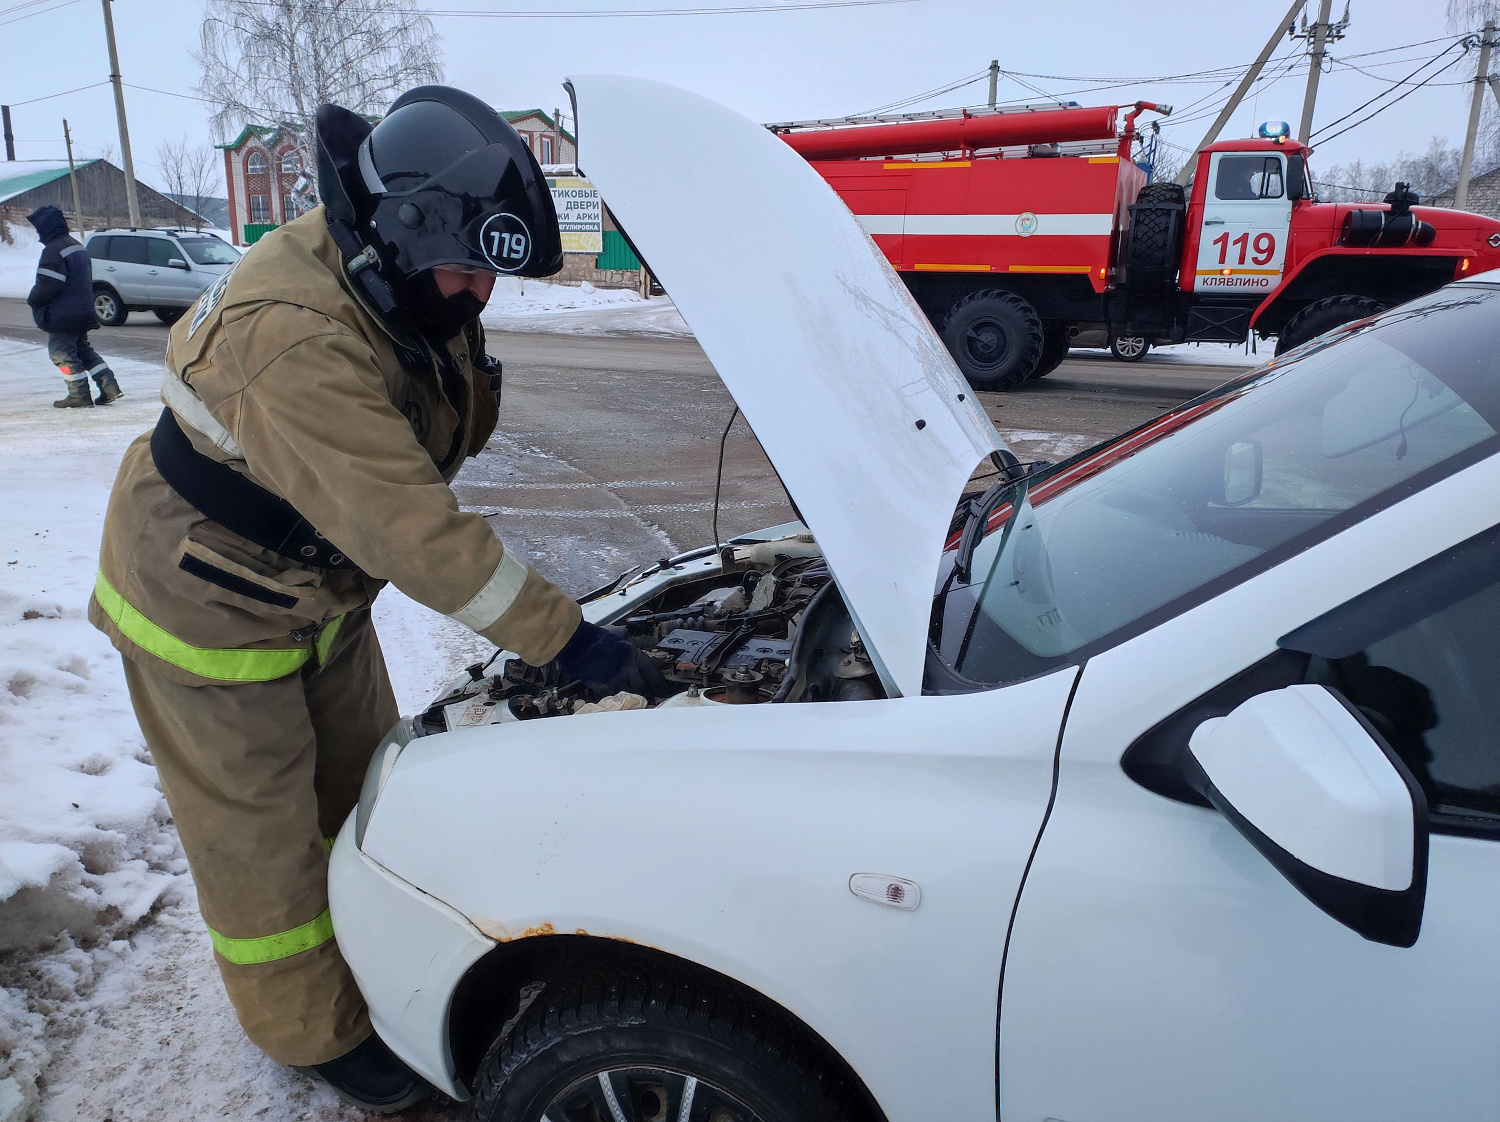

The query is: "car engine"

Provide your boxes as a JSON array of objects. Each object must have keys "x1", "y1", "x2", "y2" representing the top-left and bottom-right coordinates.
[{"x1": 414, "y1": 533, "x2": 884, "y2": 735}]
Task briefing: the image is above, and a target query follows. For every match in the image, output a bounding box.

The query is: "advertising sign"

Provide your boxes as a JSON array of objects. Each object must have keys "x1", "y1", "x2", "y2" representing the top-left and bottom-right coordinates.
[{"x1": 549, "y1": 176, "x2": 603, "y2": 254}]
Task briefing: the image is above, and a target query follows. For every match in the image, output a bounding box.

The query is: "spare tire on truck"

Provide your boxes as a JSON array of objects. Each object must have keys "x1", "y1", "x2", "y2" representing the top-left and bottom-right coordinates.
[
  {"x1": 1275, "y1": 295, "x2": 1386, "y2": 355},
  {"x1": 1125, "y1": 182, "x2": 1186, "y2": 292},
  {"x1": 940, "y1": 289, "x2": 1043, "y2": 391}
]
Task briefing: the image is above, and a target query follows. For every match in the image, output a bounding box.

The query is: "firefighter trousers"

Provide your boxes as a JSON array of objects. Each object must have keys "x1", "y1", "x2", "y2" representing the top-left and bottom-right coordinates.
[{"x1": 120, "y1": 608, "x2": 398, "y2": 1067}]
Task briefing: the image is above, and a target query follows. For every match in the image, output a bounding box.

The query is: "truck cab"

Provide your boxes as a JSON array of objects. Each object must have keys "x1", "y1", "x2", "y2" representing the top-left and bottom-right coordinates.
[{"x1": 785, "y1": 108, "x2": 1500, "y2": 389}]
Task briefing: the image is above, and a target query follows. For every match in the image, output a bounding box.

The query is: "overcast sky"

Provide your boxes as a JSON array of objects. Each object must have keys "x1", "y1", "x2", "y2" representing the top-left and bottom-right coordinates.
[{"x1": 1, "y1": 0, "x2": 1483, "y2": 196}]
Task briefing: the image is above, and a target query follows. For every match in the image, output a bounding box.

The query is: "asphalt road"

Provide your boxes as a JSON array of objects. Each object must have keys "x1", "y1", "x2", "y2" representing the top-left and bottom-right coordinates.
[{"x1": 0, "y1": 296, "x2": 1251, "y2": 595}]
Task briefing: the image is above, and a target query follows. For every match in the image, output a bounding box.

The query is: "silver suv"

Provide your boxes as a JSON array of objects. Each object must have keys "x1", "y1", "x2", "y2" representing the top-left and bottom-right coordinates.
[{"x1": 85, "y1": 228, "x2": 241, "y2": 327}]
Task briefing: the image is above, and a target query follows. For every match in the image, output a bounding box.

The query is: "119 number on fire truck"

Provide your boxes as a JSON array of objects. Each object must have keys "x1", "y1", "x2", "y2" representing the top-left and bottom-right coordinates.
[{"x1": 1211, "y1": 231, "x2": 1277, "y2": 266}]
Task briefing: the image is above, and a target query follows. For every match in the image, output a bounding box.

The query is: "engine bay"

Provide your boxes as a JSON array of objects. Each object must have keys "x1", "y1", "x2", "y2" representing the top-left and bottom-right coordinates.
[{"x1": 415, "y1": 532, "x2": 885, "y2": 735}]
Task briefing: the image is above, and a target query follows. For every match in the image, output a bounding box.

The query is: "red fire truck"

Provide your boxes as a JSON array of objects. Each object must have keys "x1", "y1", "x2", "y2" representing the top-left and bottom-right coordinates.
[{"x1": 774, "y1": 104, "x2": 1500, "y2": 389}]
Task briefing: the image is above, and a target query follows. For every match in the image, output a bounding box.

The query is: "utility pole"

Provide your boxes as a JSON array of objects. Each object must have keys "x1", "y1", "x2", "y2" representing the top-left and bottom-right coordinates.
[
  {"x1": 63, "y1": 119, "x2": 84, "y2": 236},
  {"x1": 987, "y1": 60, "x2": 999, "y2": 109},
  {"x1": 100, "y1": 0, "x2": 140, "y2": 227},
  {"x1": 2, "y1": 106, "x2": 14, "y2": 161},
  {"x1": 1175, "y1": 0, "x2": 1308, "y2": 186},
  {"x1": 1457, "y1": 19, "x2": 1497, "y2": 212},
  {"x1": 1294, "y1": 0, "x2": 1350, "y2": 144}
]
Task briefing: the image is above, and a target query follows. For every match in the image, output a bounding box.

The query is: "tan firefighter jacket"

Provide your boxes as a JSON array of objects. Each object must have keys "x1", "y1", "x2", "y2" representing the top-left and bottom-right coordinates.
[{"x1": 89, "y1": 208, "x2": 581, "y2": 687}]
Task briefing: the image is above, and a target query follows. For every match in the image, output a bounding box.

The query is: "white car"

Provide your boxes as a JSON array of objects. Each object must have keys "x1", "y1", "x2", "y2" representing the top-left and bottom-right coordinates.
[
  {"x1": 85, "y1": 227, "x2": 241, "y2": 326},
  {"x1": 330, "y1": 77, "x2": 1500, "y2": 1122}
]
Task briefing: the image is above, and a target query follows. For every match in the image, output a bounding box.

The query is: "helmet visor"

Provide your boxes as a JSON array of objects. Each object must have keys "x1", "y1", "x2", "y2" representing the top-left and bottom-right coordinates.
[{"x1": 368, "y1": 142, "x2": 563, "y2": 279}]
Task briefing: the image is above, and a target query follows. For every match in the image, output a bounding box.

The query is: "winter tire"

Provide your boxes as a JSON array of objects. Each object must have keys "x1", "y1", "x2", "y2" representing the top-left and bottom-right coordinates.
[
  {"x1": 940, "y1": 289, "x2": 1043, "y2": 391},
  {"x1": 93, "y1": 286, "x2": 127, "y2": 327},
  {"x1": 1275, "y1": 294, "x2": 1386, "y2": 356},
  {"x1": 154, "y1": 307, "x2": 185, "y2": 325},
  {"x1": 1110, "y1": 335, "x2": 1150, "y2": 362},
  {"x1": 1030, "y1": 321, "x2": 1071, "y2": 378},
  {"x1": 472, "y1": 957, "x2": 868, "y2": 1122},
  {"x1": 1125, "y1": 182, "x2": 1186, "y2": 291}
]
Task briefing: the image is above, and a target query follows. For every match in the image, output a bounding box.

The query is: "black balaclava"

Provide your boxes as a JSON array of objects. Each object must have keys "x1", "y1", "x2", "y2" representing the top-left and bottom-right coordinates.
[{"x1": 402, "y1": 270, "x2": 487, "y2": 341}]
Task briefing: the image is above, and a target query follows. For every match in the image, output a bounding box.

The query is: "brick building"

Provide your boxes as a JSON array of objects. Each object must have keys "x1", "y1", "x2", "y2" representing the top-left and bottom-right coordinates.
[
  {"x1": 1426, "y1": 165, "x2": 1500, "y2": 221},
  {"x1": 216, "y1": 124, "x2": 311, "y2": 245}
]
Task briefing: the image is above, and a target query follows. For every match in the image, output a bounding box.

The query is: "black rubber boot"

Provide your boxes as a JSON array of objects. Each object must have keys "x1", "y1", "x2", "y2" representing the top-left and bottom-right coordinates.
[
  {"x1": 53, "y1": 377, "x2": 94, "y2": 409},
  {"x1": 293, "y1": 1033, "x2": 431, "y2": 1114},
  {"x1": 92, "y1": 369, "x2": 123, "y2": 404}
]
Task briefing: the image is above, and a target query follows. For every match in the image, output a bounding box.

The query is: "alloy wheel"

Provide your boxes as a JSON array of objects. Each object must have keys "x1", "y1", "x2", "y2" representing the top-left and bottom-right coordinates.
[
  {"x1": 541, "y1": 1065, "x2": 763, "y2": 1122},
  {"x1": 1111, "y1": 335, "x2": 1147, "y2": 360},
  {"x1": 94, "y1": 292, "x2": 119, "y2": 320}
]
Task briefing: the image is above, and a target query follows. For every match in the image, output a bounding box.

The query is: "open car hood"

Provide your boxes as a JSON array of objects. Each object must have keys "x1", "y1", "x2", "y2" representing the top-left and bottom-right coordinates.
[{"x1": 567, "y1": 75, "x2": 1005, "y2": 696}]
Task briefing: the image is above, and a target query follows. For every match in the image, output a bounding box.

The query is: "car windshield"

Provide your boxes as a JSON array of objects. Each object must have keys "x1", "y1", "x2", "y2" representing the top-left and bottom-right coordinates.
[
  {"x1": 932, "y1": 285, "x2": 1500, "y2": 687},
  {"x1": 178, "y1": 237, "x2": 240, "y2": 265}
]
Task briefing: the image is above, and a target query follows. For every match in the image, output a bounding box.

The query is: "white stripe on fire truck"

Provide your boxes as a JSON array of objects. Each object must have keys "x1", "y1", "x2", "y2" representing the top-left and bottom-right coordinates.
[{"x1": 855, "y1": 213, "x2": 1114, "y2": 237}]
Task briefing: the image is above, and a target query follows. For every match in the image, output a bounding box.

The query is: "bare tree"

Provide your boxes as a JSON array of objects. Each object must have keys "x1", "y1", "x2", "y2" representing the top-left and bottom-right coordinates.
[
  {"x1": 1314, "y1": 137, "x2": 1466, "y2": 201},
  {"x1": 156, "y1": 136, "x2": 221, "y2": 231},
  {"x1": 196, "y1": 0, "x2": 444, "y2": 196},
  {"x1": 1447, "y1": 1, "x2": 1500, "y2": 173}
]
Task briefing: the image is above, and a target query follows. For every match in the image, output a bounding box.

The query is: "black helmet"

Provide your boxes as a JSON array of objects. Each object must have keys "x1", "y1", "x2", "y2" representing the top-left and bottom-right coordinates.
[{"x1": 316, "y1": 86, "x2": 562, "y2": 283}]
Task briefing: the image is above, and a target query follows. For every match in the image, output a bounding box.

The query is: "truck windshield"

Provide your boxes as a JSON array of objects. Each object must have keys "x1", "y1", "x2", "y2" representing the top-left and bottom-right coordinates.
[{"x1": 932, "y1": 286, "x2": 1500, "y2": 687}]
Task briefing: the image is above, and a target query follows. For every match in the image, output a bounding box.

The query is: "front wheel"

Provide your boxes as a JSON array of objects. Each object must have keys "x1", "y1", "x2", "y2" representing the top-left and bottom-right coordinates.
[
  {"x1": 93, "y1": 287, "x2": 127, "y2": 327},
  {"x1": 939, "y1": 289, "x2": 1043, "y2": 391},
  {"x1": 473, "y1": 958, "x2": 868, "y2": 1122},
  {"x1": 1110, "y1": 335, "x2": 1150, "y2": 362},
  {"x1": 154, "y1": 307, "x2": 185, "y2": 325},
  {"x1": 1275, "y1": 295, "x2": 1386, "y2": 355}
]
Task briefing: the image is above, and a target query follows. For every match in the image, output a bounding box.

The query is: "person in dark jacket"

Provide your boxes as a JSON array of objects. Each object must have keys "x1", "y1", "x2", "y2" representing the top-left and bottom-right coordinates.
[{"x1": 25, "y1": 205, "x2": 122, "y2": 409}]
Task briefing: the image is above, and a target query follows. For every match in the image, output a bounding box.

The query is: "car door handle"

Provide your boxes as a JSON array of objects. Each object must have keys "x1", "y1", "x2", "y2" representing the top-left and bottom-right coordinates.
[
  {"x1": 105, "y1": 265, "x2": 116, "y2": 271},
  {"x1": 1203, "y1": 219, "x2": 1226, "y2": 226},
  {"x1": 147, "y1": 269, "x2": 159, "y2": 275}
]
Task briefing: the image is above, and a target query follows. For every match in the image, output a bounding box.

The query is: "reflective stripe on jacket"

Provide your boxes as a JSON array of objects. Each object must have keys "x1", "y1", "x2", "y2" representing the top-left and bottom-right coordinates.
[{"x1": 89, "y1": 209, "x2": 580, "y2": 686}]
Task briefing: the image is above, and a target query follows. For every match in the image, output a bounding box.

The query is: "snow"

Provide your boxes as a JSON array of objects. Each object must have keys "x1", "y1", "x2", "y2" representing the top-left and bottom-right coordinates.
[
  {"x1": 480, "y1": 276, "x2": 690, "y2": 338},
  {"x1": 0, "y1": 339, "x2": 470, "y2": 1120}
]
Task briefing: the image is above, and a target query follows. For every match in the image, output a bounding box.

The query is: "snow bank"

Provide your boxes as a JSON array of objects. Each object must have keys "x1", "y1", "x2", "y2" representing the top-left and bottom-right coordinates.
[
  {"x1": 0, "y1": 339, "x2": 468, "y2": 1119},
  {"x1": 481, "y1": 277, "x2": 690, "y2": 338}
]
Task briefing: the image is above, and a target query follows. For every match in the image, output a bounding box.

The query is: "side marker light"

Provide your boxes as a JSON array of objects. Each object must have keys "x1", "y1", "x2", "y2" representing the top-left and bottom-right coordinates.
[{"x1": 850, "y1": 873, "x2": 921, "y2": 911}]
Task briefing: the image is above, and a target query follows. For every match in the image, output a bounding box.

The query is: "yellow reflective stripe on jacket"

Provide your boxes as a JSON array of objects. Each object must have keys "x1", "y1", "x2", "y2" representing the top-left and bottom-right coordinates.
[
  {"x1": 93, "y1": 572, "x2": 340, "y2": 683},
  {"x1": 208, "y1": 908, "x2": 335, "y2": 965}
]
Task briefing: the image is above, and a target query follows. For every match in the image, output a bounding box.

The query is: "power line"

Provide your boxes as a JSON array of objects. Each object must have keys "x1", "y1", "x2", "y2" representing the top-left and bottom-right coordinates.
[
  {"x1": 7, "y1": 80, "x2": 110, "y2": 106},
  {"x1": 1314, "y1": 49, "x2": 1473, "y2": 145},
  {"x1": 1311, "y1": 39, "x2": 1469, "y2": 138},
  {"x1": 227, "y1": 0, "x2": 921, "y2": 17},
  {"x1": 0, "y1": 0, "x2": 79, "y2": 26}
]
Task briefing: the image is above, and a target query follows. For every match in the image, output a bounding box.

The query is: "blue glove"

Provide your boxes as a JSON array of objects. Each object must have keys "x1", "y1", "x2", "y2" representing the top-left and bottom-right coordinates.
[{"x1": 554, "y1": 620, "x2": 670, "y2": 699}]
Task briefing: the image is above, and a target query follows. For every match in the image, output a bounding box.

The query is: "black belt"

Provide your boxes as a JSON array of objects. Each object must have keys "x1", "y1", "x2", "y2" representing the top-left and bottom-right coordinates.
[{"x1": 150, "y1": 408, "x2": 358, "y2": 571}]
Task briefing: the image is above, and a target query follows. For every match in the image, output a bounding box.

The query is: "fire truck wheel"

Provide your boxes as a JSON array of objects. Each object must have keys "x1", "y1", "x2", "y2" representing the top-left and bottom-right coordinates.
[
  {"x1": 1109, "y1": 335, "x2": 1150, "y2": 362},
  {"x1": 941, "y1": 289, "x2": 1043, "y2": 391},
  {"x1": 1030, "y1": 323, "x2": 1071, "y2": 378},
  {"x1": 1274, "y1": 295, "x2": 1386, "y2": 356}
]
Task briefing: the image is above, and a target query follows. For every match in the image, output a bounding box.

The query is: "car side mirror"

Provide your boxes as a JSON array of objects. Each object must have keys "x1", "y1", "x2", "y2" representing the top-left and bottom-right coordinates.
[
  {"x1": 1220, "y1": 440, "x2": 1262, "y2": 505},
  {"x1": 168, "y1": 258, "x2": 189, "y2": 270},
  {"x1": 1186, "y1": 684, "x2": 1428, "y2": 947}
]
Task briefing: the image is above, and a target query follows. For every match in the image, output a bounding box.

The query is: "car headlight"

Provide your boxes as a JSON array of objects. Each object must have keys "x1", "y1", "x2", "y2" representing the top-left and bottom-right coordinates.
[{"x1": 354, "y1": 716, "x2": 415, "y2": 849}]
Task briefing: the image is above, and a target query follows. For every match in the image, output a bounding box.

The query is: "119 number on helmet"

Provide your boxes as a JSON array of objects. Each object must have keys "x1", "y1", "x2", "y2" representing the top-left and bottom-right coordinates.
[
  {"x1": 478, "y1": 212, "x2": 533, "y2": 273},
  {"x1": 489, "y1": 230, "x2": 527, "y2": 261}
]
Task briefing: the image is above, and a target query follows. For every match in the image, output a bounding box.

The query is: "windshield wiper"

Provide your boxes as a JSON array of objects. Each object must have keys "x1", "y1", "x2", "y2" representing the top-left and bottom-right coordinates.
[{"x1": 954, "y1": 475, "x2": 1028, "y2": 585}]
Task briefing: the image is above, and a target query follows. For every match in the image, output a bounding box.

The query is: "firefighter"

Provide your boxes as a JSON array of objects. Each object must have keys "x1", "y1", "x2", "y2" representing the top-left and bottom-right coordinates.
[
  {"x1": 89, "y1": 86, "x2": 661, "y2": 1111},
  {"x1": 25, "y1": 205, "x2": 123, "y2": 408}
]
